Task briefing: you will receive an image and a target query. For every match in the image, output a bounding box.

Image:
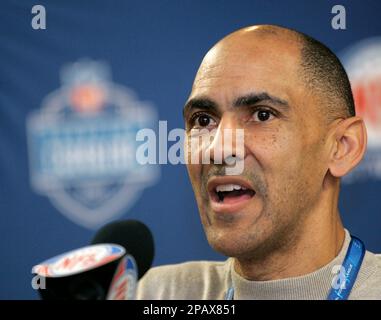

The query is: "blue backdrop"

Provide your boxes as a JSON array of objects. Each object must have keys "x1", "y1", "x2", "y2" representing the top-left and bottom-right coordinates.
[{"x1": 0, "y1": 0, "x2": 380, "y2": 299}]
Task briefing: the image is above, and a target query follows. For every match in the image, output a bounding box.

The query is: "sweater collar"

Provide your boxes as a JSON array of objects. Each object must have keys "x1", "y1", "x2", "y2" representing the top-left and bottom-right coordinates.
[{"x1": 230, "y1": 230, "x2": 353, "y2": 300}]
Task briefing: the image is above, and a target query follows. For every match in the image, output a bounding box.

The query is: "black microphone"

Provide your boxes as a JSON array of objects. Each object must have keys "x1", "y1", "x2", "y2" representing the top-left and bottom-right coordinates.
[
  {"x1": 91, "y1": 219, "x2": 154, "y2": 280},
  {"x1": 32, "y1": 219, "x2": 154, "y2": 300}
]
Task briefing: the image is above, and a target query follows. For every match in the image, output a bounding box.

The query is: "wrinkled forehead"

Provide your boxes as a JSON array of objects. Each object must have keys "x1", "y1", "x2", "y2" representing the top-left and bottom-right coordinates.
[{"x1": 191, "y1": 32, "x2": 303, "y2": 103}]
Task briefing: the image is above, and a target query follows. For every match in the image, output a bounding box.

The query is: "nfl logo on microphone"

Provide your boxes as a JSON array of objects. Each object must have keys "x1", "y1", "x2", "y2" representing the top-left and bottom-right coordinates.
[{"x1": 27, "y1": 59, "x2": 159, "y2": 229}]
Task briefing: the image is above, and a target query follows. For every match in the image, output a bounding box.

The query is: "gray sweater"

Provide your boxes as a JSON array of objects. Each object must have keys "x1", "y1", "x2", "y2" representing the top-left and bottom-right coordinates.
[{"x1": 137, "y1": 230, "x2": 381, "y2": 299}]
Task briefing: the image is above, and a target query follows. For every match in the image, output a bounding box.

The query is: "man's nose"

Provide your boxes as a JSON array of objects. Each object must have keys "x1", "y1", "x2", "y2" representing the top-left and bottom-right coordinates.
[{"x1": 208, "y1": 116, "x2": 245, "y2": 165}]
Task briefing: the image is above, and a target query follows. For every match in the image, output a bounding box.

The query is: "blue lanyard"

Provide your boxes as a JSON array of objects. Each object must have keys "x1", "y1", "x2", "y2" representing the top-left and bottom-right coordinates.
[
  {"x1": 327, "y1": 236, "x2": 365, "y2": 300},
  {"x1": 225, "y1": 235, "x2": 365, "y2": 300}
]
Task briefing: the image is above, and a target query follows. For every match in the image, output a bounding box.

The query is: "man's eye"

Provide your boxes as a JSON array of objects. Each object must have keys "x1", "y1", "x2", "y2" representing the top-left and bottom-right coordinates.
[
  {"x1": 252, "y1": 109, "x2": 275, "y2": 122},
  {"x1": 190, "y1": 113, "x2": 217, "y2": 128}
]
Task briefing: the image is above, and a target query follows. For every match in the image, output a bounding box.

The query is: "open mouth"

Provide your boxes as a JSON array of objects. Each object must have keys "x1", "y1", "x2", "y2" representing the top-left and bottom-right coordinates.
[
  {"x1": 213, "y1": 184, "x2": 255, "y2": 204},
  {"x1": 207, "y1": 178, "x2": 256, "y2": 211}
]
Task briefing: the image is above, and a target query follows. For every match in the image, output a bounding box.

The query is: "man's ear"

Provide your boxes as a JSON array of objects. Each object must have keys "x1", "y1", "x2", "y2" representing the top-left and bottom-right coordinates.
[{"x1": 328, "y1": 117, "x2": 367, "y2": 178}]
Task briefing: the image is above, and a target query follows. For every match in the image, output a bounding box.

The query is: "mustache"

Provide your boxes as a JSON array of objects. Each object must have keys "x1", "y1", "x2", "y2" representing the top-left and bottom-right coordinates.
[{"x1": 201, "y1": 165, "x2": 267, "y2": 196}]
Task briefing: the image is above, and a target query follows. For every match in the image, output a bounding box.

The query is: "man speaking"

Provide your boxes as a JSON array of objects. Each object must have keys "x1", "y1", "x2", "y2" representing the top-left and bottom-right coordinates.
[{"x1": 137, "y1": 25, "x2": 381, "y2": 299}]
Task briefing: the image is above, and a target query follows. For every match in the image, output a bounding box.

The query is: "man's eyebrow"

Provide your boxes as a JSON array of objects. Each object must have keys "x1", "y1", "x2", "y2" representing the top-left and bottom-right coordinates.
[
  {"x1": 234, "y1": 92, "x2": 289, "y2": 108},
  {"x1": 183, "y1": 98, "x2": 218, "y2": 118},
  {"x1": 183, "y1": 92, "x2": 289, "y2": 118}
]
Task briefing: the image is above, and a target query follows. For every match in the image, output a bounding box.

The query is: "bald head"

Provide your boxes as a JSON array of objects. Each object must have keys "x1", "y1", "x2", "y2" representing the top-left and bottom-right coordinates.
[{"x1": 195, "y1": 25, "x2": 355, "y2": 122}]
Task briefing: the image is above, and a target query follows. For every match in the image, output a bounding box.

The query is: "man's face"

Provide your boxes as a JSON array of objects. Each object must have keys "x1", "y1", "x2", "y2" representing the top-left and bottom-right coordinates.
[{"x1": 184, "y1": 30, "x2": 330, "y2": 260}]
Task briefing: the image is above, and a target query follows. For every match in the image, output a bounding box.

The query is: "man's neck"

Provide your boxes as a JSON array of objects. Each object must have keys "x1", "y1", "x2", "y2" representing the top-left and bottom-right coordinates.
[{"x1": 234, "y1": 213, "x2": 346, "y2": 281}]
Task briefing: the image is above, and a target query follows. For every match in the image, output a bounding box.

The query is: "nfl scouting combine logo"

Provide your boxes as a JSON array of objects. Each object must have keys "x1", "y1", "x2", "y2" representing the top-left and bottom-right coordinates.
[
  {"x1": 342, "y1": 38, "x2": 381, "y2": 183},
  {"x1": 27, "y1": 60, "x2": 159, "y2": 228}
]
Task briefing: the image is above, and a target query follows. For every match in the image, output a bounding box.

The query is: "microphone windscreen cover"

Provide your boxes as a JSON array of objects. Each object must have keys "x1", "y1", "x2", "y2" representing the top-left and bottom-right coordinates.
[{"x1": 91, "y1": 220, "x2": 154, "y2": 279}]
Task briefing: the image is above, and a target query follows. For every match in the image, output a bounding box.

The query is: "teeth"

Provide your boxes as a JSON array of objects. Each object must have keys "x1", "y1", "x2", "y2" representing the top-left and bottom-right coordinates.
[{"x1": 216, "y1": 184, "x2": 246, "y2": 192}]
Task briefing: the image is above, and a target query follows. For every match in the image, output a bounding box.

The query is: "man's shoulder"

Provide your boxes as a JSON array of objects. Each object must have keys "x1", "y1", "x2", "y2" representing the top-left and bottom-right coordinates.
[
  {"x1": 136, "y1": 260, "x2": 230, "y2": 300},
  {"x1": 372, "y1": 253, "x2": 381, "y2": 278},
  {"x1": 368, "y1": 253, "x2": 381, "y2": 297},
  {"x1": 373, "y1": 253, "x2": 381, "y2": 276},
  {"x1": 352, "y1": 251, "x2": 381, "y2": 299}
]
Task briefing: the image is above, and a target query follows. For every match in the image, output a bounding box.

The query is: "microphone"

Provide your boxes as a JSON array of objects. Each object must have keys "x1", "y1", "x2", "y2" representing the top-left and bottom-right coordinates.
[
  {"x1": 91, "y1": 219, "x2": 154, "y2": 280},
  {"x1": 32, "y1": 219, "x2": 154, "y2": 300}
]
